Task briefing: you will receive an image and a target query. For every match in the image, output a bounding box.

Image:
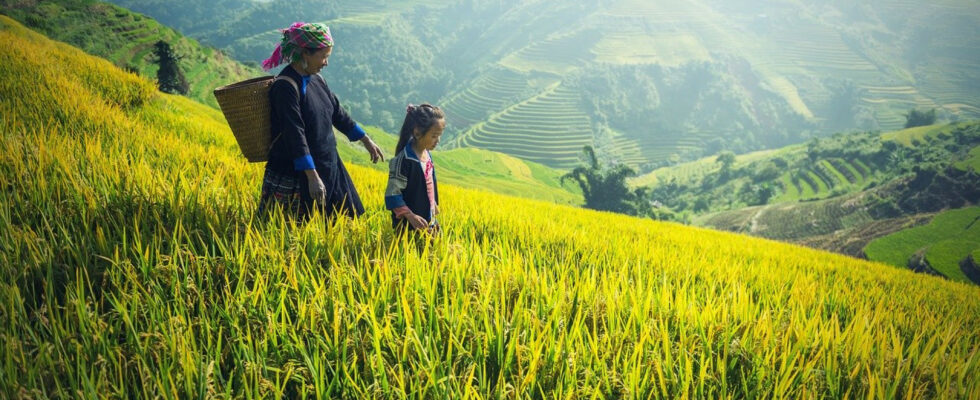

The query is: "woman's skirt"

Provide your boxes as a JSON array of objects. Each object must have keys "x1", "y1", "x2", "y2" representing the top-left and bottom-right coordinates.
[{"x1": 258, "y1": 155, "x2": 364, "y2": 220}]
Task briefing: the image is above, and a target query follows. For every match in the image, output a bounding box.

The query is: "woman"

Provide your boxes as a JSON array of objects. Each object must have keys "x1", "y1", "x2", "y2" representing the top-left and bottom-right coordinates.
[{"x1": 258, "y1": 22, "x2": 384, "y2": 219}]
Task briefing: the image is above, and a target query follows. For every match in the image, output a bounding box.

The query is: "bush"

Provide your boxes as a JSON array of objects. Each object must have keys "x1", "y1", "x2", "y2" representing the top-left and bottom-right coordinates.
[{"x1": 905, "y1": 108, "x2": 936, "y2": 128}]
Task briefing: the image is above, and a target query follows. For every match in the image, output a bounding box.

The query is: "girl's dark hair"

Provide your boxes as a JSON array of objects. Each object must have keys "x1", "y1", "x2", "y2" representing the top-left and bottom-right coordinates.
[{"x1": 396, "y1": 103, "x2": 445, "y2": 154}]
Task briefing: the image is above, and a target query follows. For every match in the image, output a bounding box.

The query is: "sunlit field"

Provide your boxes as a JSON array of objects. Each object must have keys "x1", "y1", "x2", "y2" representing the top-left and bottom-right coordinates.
[{"x1": 2, "y1": 16, "x2": 979, "y2": 398}]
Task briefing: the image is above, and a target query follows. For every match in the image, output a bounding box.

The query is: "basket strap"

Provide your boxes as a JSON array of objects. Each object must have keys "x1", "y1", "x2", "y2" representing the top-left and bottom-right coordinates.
[{"x1": 268, "y1": 75, "x2": 300, "y2": 156}]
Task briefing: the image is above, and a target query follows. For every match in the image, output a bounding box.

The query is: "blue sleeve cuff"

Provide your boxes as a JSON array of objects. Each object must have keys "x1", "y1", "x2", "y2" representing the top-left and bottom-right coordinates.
[
  {"x1": 293, "y1": 154, "x2": 315, "y2": 171},
  {"x1": 347, "y1": 123, "x2": 366, "y2": 142},
  {"x1": 385, "y1": 195, "x2": 406, "y2": 210}
]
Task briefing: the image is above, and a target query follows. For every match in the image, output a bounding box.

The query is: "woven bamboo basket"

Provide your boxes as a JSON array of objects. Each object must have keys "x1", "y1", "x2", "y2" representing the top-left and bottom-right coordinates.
[{"x1": 213, "y1": 76, "x2": 276, "y2": 162}]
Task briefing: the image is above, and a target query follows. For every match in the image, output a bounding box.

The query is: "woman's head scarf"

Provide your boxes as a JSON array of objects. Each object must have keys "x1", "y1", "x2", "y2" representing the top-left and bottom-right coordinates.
[{"x1": 262, "y1": 22, "x2": 333, "y2": 71}]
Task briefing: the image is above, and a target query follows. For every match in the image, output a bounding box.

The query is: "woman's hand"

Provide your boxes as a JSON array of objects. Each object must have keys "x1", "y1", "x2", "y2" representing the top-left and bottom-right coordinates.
[
  {"x1": 405, "y1": 212, "x2": 429, "y2": 230},
  {"x1": 360, "y1": 136, "x2": 384, "y2": 163},
  {"x1": 305, "y1": 170, "x2": 326, "y2": 201}
]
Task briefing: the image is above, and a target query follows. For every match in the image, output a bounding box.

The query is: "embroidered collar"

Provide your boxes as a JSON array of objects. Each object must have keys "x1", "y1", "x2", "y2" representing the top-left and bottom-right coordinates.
[{"x1": 405, "y1": 139, "x2": 423, "y2": 162}]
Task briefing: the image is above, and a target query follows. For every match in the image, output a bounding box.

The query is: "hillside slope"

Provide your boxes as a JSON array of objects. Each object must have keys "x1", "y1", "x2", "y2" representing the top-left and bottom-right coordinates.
[
  {"x1": 635, "y1": 121, "x2": 980, "y2": 282},
  {"x1": 0, "y1": 0, "x2": 260, "y2": 108},
  {"x1": 2, "y1": 17, "x2": 979, "y2": 398}
]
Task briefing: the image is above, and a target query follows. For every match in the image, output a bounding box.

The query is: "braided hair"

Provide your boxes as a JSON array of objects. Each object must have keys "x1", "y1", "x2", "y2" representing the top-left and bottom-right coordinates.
[{"x1": 396, "y1": 103, "x2": 445, "y2": 155}]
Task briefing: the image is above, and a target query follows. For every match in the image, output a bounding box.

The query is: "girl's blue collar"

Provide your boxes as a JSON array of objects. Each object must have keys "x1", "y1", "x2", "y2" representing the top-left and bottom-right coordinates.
[{"x1": 405, "y1": 138, "x2": 430, "y2": 162}]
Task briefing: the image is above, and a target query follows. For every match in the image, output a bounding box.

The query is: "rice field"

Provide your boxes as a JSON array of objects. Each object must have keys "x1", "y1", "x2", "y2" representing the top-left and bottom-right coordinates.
[
  {"x1": 4, "y1": 15, "x2": 980, "y2": 399},
  {"x1": 499, "y1": 30, "x2": 600, "y2": 75},
  {"x1": 865, "y1": 207, "x2": 980, "y2": 284},
  {"x1": 455, "y1": 83, "x2": 595, "y2": 169},
  {"x1": 440, "y1": 68, "x2": 543, "y2": 135},
  {"x1": 773, "y1": 158, "x2": 871, "y2": 202},
  {"x1": 591, "y1": 33, "x2": 711, "y2": 67}
]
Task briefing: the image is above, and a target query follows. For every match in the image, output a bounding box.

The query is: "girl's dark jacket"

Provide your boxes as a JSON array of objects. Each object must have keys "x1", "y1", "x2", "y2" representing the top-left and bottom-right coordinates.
[{"x1": 384, "y1": 144, "x2": 439, "y2": 229}]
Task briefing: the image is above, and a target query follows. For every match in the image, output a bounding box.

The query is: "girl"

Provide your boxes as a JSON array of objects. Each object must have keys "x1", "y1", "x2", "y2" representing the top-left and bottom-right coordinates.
[{"x1": 384, "y1": 103, "x2": 446, "y2": 233}]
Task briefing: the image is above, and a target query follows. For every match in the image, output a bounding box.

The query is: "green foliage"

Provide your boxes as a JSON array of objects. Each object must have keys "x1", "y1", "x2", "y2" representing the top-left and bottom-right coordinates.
[
  {"x1": 823, "y1": 79, "x2": 865, "y2": 131},
  {"x1": 562, "y1": 146, "x2": 649, "y2": 216},
  {"x1": 905, "y1": 108, "x2": 937, "y2": 128},
  {"x1": 716, "y1": 150, "x2": 736, "y2": 180},
  {"x1": 955, "y1": 145, "x2": 980, "y2": 171}
]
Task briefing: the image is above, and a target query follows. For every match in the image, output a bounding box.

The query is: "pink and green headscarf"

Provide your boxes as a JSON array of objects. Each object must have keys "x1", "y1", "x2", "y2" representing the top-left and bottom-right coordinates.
[{"x1": 262, "y1": 22, "x2": 334, "y2": 71}]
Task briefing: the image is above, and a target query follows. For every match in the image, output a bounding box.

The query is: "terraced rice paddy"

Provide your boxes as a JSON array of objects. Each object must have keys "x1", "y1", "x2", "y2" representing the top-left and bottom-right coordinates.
[
  {"x1": 456, "y1": 83, "x2": 595, "y2": 169},
  {"x1": 702, "y1": 195, "x2": 876, "y2": 241},
  {"x1": 441, "y1": 68, "x2": 541, "y2": 133},
  {"x1": 865, "y1": 207, "x2": 980, "y2": 284},
  {"x1": 860, "y1": 86, "x2": 942, "y2": 130},
  {"x1": 597, "y1": 0, "x2": 738, "y2": 52},
  {"x1": 601, "y1": 0, "x2": 706, "y2": 23},
  {"x1": 882, "y1": 123, "x2": 961, "y2": 147},
  {"x1": 612, "y1": 133, "x2": 706, "y2": 169},
  {"x1": 592, "y1": 32, "x2": 711, "y2": 66},
  {"x1": 500, "y1": 30, "x2": 600, "y2": 75},
  {"x1": 774, "y1": 158, "x2": 872, "y2": 202},
  {"x1": 443, "y1": 0, "x2": 977, "y2": 171}
]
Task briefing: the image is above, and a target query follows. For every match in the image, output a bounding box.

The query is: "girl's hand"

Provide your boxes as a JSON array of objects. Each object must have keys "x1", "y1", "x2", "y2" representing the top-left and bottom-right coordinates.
[
  {"x1": 360, "y1": 136, "x2": 384, "y2": 163},
  {"x1": 406, "y1": 213, "x2": 429, "y2": 230}
]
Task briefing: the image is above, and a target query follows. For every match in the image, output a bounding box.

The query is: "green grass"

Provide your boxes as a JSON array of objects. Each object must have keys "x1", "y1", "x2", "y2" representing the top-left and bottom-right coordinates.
[
  {"x1": 864, "y1": 207, "x2": 980, "y2": 284},
  {"x1": 881, "y1": 123, "x2": 957, "y2": 147},
  {"x1": 925, "y1": 240, "x2": 978, "y2": 284}
]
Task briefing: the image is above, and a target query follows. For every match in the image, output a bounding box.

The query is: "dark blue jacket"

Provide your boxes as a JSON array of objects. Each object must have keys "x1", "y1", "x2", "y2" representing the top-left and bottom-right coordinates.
[{"x1": 384, "y1": 144, "x2": 439, "y2": 229}]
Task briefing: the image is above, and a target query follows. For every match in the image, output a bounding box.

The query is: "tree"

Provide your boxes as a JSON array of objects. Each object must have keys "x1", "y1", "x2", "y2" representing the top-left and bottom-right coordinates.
[
  {"x1": 825, "y1": 79, "x2": 863, "y2": 131},
  {"x1": 562, "y1": 146, "x2": 646, "y2": 215},
  {"x1": 153, "y1": 40, "x2": 189, "y2": 95},
  {"x1": 716, "y1": 151, "x2": 736, "y2": 169},
  {"x1": 716, "y1": 150, "x2": 736, "y2": 180},
  {"x1": 904, "y1": 108, "x2": 936, "y2": 128}
]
